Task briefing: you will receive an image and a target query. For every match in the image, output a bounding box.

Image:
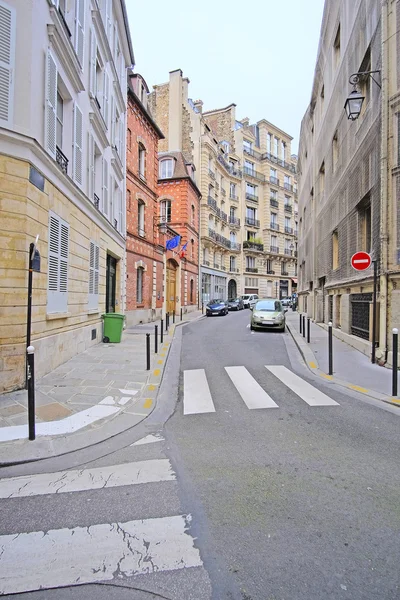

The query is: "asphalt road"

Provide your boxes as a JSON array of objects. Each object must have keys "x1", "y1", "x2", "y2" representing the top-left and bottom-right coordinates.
[
  {"x1": 0, "y1": 310, "x2": 399, "y2": 600},
  {"x1": 165, "y1": 308, "x2": 400, "y2": 599}
]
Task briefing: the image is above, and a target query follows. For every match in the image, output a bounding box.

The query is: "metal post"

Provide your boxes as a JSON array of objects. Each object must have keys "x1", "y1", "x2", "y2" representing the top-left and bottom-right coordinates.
[
  {"x1": 392, "y1": 328, "x2": 398, "y2": 397},
  {"x1": 146, "y1": 333, "x2": 150, "y2": 370},
  {"x1": 302, "y1": 315, "x2": 306, "y2": 338},
  {"x1": 201, "y1": 301, "x2": 204, "y2": 314},
  {"x1": 173, "y1": 311, "x2": 175, "y2": 324},
  {"x1": 166, "y1": 312, "x2": 169, "y2": 333},
  {"x1": 27, "y1": 345, "x2": 35, "y2": 441},
  {"x1": 371, "y1": 260, "x2": 378, "y2": 364},
  {"x1": 328, "y1": 321, "x2": 333, "y2": 375},
  {"x1": 299, "y1": 313, "x2": 302, "y2": 334},
  {"x1": 26, "y1": 243, "x2": 34, "y2": 389},
  {"x1": 161, "y1": 319, "x2": 164, "y2": 343},
  {"x1": 307, "y1": 317, "x2": 310, "y2": 344},
  {"x1": 155, "y1": 325, "x2": 158, "y2": 354},
  {"x1": 180, "y1": 307, "x2": 183, "y2": 321}
]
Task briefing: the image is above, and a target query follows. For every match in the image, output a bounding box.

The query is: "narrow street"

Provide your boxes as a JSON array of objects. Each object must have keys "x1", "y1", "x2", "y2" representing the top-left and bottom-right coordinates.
[{"x1": 0, "y1": 313, "x2": 399, "y2": 599}]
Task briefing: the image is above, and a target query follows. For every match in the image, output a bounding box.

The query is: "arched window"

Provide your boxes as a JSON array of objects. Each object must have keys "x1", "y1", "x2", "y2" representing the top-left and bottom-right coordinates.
[
  {"x1": 190, "y1": 279, "x2": 194, "y2": 304},
  {"x1": 159, "y1": 158, "x2": 174, "y2": 178},
  {"x1": 160, "y1": 200, "x2": 172, "y2": 222},
  {"x1": 191, "y1": 205, "x2": 195, "y2": 225},
  {"x1": 138, "y1": 201, "x2": 145, "y2": 236},
  {"x1": 137, "y1": 267, "x2": 144, "y2": 303},
  {"x1": 230, "y1": 231, "x2": 236, "y2": 243},
  {"x1": 138, "y1": 143, "x2": 146, "y2": 179}
]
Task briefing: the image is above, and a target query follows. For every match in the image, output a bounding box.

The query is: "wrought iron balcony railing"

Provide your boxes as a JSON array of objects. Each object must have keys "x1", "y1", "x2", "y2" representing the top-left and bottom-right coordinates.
[
  {"x1": 270, "y1": 222, "x2": 279, "y2": 231},
  {"x1": 56, "y1": 146, "x2": 68, "y2": 175},
  {"x1": 270, "y1": 198, "x2": 279, "y2": 208},
  {"x1": 244, "y1": 166, "x2": 265, "y2": 182},
  {"x1": 245, "y1": 217, "x2": 260, "y2": 228},
  {"x1": 245, "y1": 267, "x2": 258, "y2": 273},
  {"x1": 94, "y1": 193, "x2": 100, "y2": 210},
  {"x1": 284, "y1": 204, "x2": 292, "y2": 213},
  {"x1": 284, "y1": 248, "x2": 293, "y2": 255},
  {"x1": 207, "y1": 196, "x2": 217, "y2": 210},
  {"x1": 246, "y1": 192, "x2": 258, "y2": 203},
  {"x1": 269, "y1": 176, "x2": 279, "y2": 186},
  {"x1": 243, "y1": 241, "x2": 264, "y2": 251},
  {"x1": 270, "y1": 245, "x2": 280, "y2": 253},
  {"x1": 229, "y1": 216, "x2": 241, "y2": 227},
  {"x1": 285, "y1": 226, "x2": 293, "y2": 234}
]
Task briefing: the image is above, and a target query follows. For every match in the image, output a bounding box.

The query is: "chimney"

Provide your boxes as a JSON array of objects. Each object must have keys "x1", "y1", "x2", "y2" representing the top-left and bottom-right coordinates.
[
  {"x1": 168, "y1": 69, "x2": 184, "y2": 152},
  {"x1": 193, "y1": 100, "x2": 203, "y2": 114}
]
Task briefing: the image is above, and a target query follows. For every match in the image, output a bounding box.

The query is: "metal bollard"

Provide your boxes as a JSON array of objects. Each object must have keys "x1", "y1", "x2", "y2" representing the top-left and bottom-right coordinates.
[
  {"x1": 146, "y1": 333, "x2": 150, "y2": 370},
  {"x1": 302, "y1": 315, "x2": 306, "y2": 338},
  {"x1": 202, "y1": 302, "x2": 204, "y2": 314},
  {"x1": 328, "y1": 321, "x2": 333, "y2": 375},
  {"x1": 27, "y1": 345, "x2": 36, "y2": 440},
  {"x1": 307, "y1": 317, "x2": 310, "y2": 344},
  {"x1": 161, "y1": 319, "x2": 164, "y2": 344},
  {"x1": 392, "y1": 328, "x2": 398, "y2": 397},
  {"x1": 180, "y1": 307, "x2": 183, "y2": 321},
  {"x1": 155, "y1": 325, "x2": 158, "y2": 354},
  {"x1": 166, "y1": 312, "x2": 169, "y2": 333},
  {"x1": 173, "y1": 311, "x2": 175, "y2": 324},
  {"x1": 299, "y1": 313, "x2": 302, "y2": 334}
]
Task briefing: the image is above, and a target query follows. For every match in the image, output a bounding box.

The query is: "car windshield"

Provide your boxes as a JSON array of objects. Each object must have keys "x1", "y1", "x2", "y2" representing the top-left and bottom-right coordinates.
[
  {"x1": 209, "y1": 299, "x2": 222, "y2": 305},
  {"x1": 255, "y1": 300, "x2": 282, "y2": 312},
  {"x1": 241, "y1": 295, "x2": 250, "y2": 300}
]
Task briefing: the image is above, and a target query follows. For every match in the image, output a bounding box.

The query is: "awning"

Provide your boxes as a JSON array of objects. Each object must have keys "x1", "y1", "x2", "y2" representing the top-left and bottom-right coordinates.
[{"x1": 291, "y1": 278, "x2": 298, "y2": 284}]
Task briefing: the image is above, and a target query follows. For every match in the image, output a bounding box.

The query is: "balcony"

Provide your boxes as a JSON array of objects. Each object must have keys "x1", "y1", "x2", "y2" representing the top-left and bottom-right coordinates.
[
  {"x1": 270, "y1": 198, "x2": 279, "y2": 208},
  {"x1": 284, "y1": 204, "x2": 292, "y2": 213},
  {"x1": 230, "y1": 242, "x2": 241, "y2": 251},
  {"x1": 244, "y1": 167, "x2": 265, "y2": 182},
  {"x1": 245, "y1": 267, "x2": 258, "y2": 273},
  {"x1": 267, "y1": 270, "x2": 275, "y2": 275},
  {"x1": 245, "y1": 217, "x2": 260, "y2": 228},
  {"x1": 217, "y1": 154, "x2": 243, "y2": 178},
  {"x1": 208, "y1": 169, "x2": 216, "y2": 180},
  {"x1": 230, "y1": 193, "x2": 239, "y2": 202},
  {"x1": 246, "y1": 192, "x2": 258, "y2": 203},
  {"x1": 221, "y1": 211, "x2": 228, "y2": 223},
  {"x1": 221, "y1": 265, "x2": 227, "y2": 271},
  {"x1": 284, "y1": 249, "x2": 293, "y2": 256},
  {"x1": 207, "y1": 228, "x2": 240, "y2": 251},
  {"x1": 261, "y1": 151, "x2": 297, "y2": 174},
  {"x1": 244, "y1": 146, "x2": 262, "y2": 159},
  {"x1": 281, "y1": 270, "x2": 289, "y2": 276},
  {"x1": 203, "y1": 260, "x2": 210, "y2": 266},
  {"x1": 270, "y1": 245, "x2": 280, "y2": 253},
  {"x1": 56, "y1": 146, "x2": 68, "y2": 175},
  {"x1": 270, "y1": 222, "x2": 279, "y2": 231},
  {"x1": 94, "y1": 193, "x2": 100, "y2": 210},
  {"x1": 284, "y1": 182, "x2": 294, "y2": 192},
  {"x1": 269, "y1": 176, "x2": 279, "y2": 186},
  {"x1": 213, "y1": 263, "x2": 220, "y2": 269},
  {"x1": 229, "y1": 216, "x2": 241, "y2": 227},
  {"x1": 229, "y1": 267, "x2": 239, "y2": 273},
  {"x1": 243, "y1": 241, "x2": 264, "y2": 251},
  {"x1": 285, "y1": 226, "x2": 293, "y2": 234},
  {"x1": 207, "y1": 196, "x2": 217, "y2": 210}
]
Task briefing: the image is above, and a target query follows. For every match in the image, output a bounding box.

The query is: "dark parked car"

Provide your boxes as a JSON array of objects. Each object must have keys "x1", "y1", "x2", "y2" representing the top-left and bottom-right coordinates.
[
  {"x1": 206, "y1": 299, "x2": 228, "y2": 316},
  {"x1": 228, "y1": 297, "x2": 244, "y2": 311}
]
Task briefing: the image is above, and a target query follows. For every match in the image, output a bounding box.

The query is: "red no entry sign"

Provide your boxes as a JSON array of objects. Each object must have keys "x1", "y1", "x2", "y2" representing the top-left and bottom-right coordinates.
[{"x1": 351, "y1": 251, "x2": 371, "y2": 271}]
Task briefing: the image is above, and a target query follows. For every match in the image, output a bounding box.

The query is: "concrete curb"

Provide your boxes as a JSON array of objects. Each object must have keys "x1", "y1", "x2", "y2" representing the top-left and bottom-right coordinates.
[
  {"x1": 286, "y1": 322, "x2": 400, "y2": 408},
  {"x1": 0, "y1": 313, "x2": 205, "y2": 467}
]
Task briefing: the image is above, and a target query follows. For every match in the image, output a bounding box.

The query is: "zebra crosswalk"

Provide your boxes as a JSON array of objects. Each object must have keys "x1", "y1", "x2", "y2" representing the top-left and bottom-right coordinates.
[
  {"x1": 0, "y1": 436, "x2": 207, "y2": 596},
  {"x1": 183, "y1": 365, "x2": 339, "y2": 414}
]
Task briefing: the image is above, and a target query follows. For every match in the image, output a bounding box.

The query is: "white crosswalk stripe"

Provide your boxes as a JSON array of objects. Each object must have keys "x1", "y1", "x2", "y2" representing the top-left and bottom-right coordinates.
[
  {"x1": 183, "y1": 369, "x2": 215, "y2": 415},
  {"x1": 225, "y1": 366, "x2": 278, "y2": 409},
  {"x1": 182, "y1": 365, "x2": 339, "y2": 414},
  {"x1": 265, "y1": 365, "x2": 339, "y2": 406},
  {"x1": 0, "y1": 456, "x2": 204, "y2": 595}
]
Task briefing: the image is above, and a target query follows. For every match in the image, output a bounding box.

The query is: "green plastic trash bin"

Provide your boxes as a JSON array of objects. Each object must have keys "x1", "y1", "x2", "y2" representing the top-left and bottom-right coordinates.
[{"x1": 102, "y1": 313, "x2": 125, "y2": 343}]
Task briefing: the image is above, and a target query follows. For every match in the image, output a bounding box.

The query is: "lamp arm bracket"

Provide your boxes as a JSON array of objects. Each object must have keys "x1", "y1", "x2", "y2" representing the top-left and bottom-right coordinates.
[{"x1": 349, "y1": 70, "x2": 382, "y2": 89}]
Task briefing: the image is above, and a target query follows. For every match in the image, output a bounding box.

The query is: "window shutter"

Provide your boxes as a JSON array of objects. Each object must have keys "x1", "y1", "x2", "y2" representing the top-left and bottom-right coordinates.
[
  {"x1": 103, "y1": 70, "x2": 109, "y2": 126},
  {"x1": 114, "y1": 113, "x2": 119, "y2": 154},
  {"x1": 102, "y1": 158, "x2": 108, "y2": 216},
  {"x1": 88, "y1": 132, "x2": 94, "y2": 200},
  {"x1": 89, "y1": 28, "x2": 97, "y2": 98},
  {"x1": 74, "y1": 0, "x2": 85, "y2": 67},
  {"x1": 109, "y1": 175, "x2": 114, "y2": 223},
  {"x1": 47, "y1": 212, "x2": 69, "y2": 314},
  {"x1": 73, "y1": 102, "x2": 83, "y2": 184},
  {"x1": 0, "y1": 1, "x2": 15, "y2": 127},
  {"x1": 119, "y1": 116, "x2": 124, "y2": 158},
  {"x1": 88, "y1": 241, "x2": 100, "y2": 310},
  {"x1": 110, "y1": 96, "x2": 115, "y2": 145},
  {"x1": 118, "y1": 188, "x2": 123, "y2": 233},
  {"x1": 45, "y1": 50, "x2": 57, "y2": 158}
]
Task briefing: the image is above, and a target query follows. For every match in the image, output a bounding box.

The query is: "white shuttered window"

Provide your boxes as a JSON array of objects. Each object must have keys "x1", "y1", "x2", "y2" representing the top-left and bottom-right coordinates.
[
  {"x1": 103, "y1": 70, "x2": 109, "y2": 126},
  {"x1": 45, "y1": 50, "x2": 57, "y2": 158},
  {"x1": 88, "y1": 241, "x2": 100, "y2": 310},
  {"x1": 47, "y1": 212, "x2": 69, "y2": 314},
  {"x1": 74, "y1": 0, "x2": 85, "y2": 67},
  {"x1": 89, "y1": 28, "x2": 97, "y2": 98},
  {"x1": 102, "y1": 158, "x2": 108, "y2": 216},
  {"x1": 88, "y1": 132, "x2": 94, "y2": 200},
  {"x1": 0, "y1": 1, "x2": 16, "y2": 127},
  {"x1": 73, "y1": 102, "x2": 83, "y2": 184}
]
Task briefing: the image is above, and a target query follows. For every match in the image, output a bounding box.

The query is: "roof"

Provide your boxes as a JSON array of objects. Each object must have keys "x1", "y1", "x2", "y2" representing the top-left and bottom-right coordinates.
[
  {"x1": 127, "y1": 76, "x2": 165, "y2": 139},
  {"x1": 158, "y1": 152, "x2": 201, "y2": 196}
]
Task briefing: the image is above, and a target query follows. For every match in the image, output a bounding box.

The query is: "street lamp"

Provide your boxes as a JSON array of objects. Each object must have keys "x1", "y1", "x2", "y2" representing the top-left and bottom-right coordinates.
[{"x1": 344, "y1": 71, "x2": 381, "y2": 121}]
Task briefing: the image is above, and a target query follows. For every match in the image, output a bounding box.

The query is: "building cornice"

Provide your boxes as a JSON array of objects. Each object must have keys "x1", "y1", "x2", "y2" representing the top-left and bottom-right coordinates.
[
  {"x1": 47, "y1": 17, "x2": 84, "y2": 93},
  {"x1": 127, "y1": 87, "x2": 165, "y2": 139},
  {"x1": 89, "y1": 100, "x2": 109, "y2": 149}
]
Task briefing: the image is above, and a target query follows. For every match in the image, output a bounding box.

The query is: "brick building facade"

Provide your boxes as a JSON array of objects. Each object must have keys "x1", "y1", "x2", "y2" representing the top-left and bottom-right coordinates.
[{"x1": 126, "y1": 74, "x2": 165, "y2": 325}]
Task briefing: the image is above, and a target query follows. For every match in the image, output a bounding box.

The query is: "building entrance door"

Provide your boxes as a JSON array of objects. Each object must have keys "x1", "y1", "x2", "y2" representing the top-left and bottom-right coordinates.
[
  {"x1": 106, "y1": 255, "x2": 117, "y2": 313},
  {"x1": 166, "y1": 260, "x2": 177, "y2": 314},
  {"x1": 228, "y1": 279, "x2": 237, "y2": 299}
]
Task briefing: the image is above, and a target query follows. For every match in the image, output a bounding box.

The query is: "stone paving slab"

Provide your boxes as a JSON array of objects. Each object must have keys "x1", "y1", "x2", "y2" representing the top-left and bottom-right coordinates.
[{"x1": 0, "y1": 310, "x2": 204, "y2": 464}]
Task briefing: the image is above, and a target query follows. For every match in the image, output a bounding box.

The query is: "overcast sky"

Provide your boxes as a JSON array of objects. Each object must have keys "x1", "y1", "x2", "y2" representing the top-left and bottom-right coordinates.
[{"x1": 126, "y1": 0, "x2": 325, "y2": 153}]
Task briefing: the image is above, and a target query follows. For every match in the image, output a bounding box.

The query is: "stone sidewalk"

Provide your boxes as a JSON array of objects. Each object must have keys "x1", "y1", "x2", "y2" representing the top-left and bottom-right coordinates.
[
  {"x1": 286, "y1": 311, "x2": 399, "y2": 407},
  {"x1": 0, "y1": 309, "x2": 204, "y2": 464}
]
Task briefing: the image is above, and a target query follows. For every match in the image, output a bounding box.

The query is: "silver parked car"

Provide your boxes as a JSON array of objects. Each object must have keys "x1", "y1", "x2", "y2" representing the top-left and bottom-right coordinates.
[
  {"x1": 228, "y1": 297, "x2": 244, "y2": 311},
  {"x1": 250, "y1": 298, "x2": 287, "y2": 332}
]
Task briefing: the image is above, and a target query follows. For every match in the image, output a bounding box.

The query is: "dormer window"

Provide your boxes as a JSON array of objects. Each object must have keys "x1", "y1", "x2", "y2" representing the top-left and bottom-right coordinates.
[{"x1": 159, "y1": 158, "x2": 174, "y2": 178}]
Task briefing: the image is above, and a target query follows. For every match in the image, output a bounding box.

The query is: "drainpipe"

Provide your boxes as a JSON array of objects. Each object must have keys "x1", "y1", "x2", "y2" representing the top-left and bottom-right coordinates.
[{"x1": 378, "y1": 0, "x2": 389, "y2": 362}]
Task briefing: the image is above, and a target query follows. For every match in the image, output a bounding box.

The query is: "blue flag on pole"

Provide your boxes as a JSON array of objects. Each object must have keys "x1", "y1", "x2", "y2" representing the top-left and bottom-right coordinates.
[{"x1": 166, "y1": 235, "x2": 181, "y2": 251}]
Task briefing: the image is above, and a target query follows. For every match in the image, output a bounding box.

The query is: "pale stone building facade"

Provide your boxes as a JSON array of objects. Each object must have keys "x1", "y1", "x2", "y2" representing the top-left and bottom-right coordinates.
[
  {"x1": 149, "y1": 70, "x2": 298, "y2": 303},
  {"x1": 0, "y1": 0, "x2": 134, "y2": 392},
  {"x1": 298, "y1": 0, "x2": 400, "y2": 365}
]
